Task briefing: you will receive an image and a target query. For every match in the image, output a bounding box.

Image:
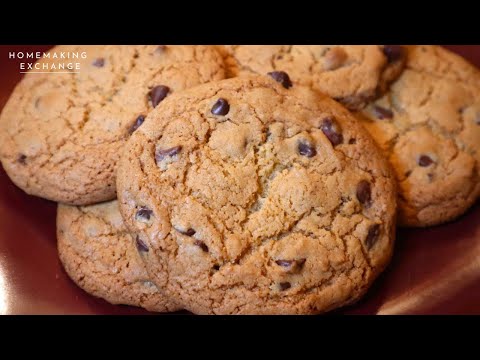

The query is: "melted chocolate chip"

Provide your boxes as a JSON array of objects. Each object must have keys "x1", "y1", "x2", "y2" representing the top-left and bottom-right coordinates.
[
  {"x1": 348, "y1": 138, "x2": 356, "y2": 144},
  {"x1": 333, "y1": 94, "x2": 369, "y2": 111},
  {"x1": 194, "y1": 240, "x2": 209, "y2": 252},
  {"x1": 320, "y1": 117, "x2": 343, "y2": 146},
  {"x1": 92, "y1": 58, "x2": 105, "y2": 67},
  {"x1": 279, "y1": 282, "x2": 291, "y2": 291},
  {"x1": 18, "y1": 154, "x2": 27, "y2": 164},
  {"x1": 268, "y1": 71, "x2": 292, "y2": 89},
  {"x1": 323, "y1": 47, "x2": 348, "y2": 71},
  {"x1": 211, "y1": 98, "x2": 230, "y2": 116},
  {"x1": 176, "y1": 227, "x2": 196, "y2": 236},
  {"x1": 356, "y1": 180, "x2": 372, "y2": 208},
  {"x1": 418, "y1": 155, "x2": 434, "y2": 167},
  {"x1": 149, "y1": 85, "x2": 170, "y2": 108},
  {"x1": 275, "y1": 258, "x2": 306, "y2": 273},
  {"x1": 135, "y1": 206, "x2": 153, "y2": 222},
  {"x1": 383, "y1": 45, "x2": 404, "y2": 63},
  {"x1": 213, "y1": 264, "x2": 220, "y2": 271},
  {"x1": 365, "y1": 224, "x2": 380, "y2": 250},
  {"x1": 129, "y1": 115, "x2": 145, "y2": 134},
  {"x1": 136, "y1": 236, "x2": 149, "y2": 252},
  {"x1": 298, "y1": 140, "x2": 317, "y2": 158},
  {"x1": 155, "y1": 146, "x2": 182, "y2": 163},
  {"x1": 296, "y1": 258, "x2": 307, "y2": 267},
  {"x1": 372, "y1": 105, "x2": 394, "y2": 120},
  {"x1": 276, "y1": 260, "x2": 294, "y2": 267}
]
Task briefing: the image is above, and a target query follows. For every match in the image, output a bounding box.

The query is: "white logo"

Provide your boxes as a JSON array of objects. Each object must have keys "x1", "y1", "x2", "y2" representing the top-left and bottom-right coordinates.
[{"x1": 9, "y1": 51, "x2": 88, "y2": 74}]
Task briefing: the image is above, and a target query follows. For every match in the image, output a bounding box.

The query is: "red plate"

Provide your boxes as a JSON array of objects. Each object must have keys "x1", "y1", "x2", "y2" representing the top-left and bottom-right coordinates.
[{"x1": 0, "y1": 45, "x2": 479, "y2": 315}]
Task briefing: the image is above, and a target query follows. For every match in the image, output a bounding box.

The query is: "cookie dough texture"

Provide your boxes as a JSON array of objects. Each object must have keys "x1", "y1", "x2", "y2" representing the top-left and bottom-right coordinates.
[
  {"x1": 219, "y1": 45, "x2": 406, "y2": 110},
  {"x1": 117, "y1": 76, "x2": 397, "y2": 314},
  {"x1": 357, "y1": 45, "x2": 480, "y2": 227},
  {"x1": 0, "y1": 45, "x2": 225, "y2": 205},
  {"x1": 57, "y1": 200, "x2": 180, "y2": 312}
]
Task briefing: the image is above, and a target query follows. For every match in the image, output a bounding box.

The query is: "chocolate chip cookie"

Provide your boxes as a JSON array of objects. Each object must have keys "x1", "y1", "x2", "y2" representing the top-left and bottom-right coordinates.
[
  {"x1": 357, "y1": 45, "x2": 480, "y2": 227},
  {"x1": 116, "y1": 75, "x2": 397, "y2": 314},
  {"x1": 57, "y1": 200, "x2": 180, "y2": 312},
  {"x1": 0, "y1": 45, "x2": 225, "y2": 205},
  {"x1": 220, "y1": 45, "x2": 406, "y2": 110}
]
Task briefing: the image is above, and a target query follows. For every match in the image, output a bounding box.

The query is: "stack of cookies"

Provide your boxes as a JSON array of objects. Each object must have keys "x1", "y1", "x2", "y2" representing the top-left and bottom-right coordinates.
[{"x1": 0, "y1": 45, "x2": 479, "y2": 314}]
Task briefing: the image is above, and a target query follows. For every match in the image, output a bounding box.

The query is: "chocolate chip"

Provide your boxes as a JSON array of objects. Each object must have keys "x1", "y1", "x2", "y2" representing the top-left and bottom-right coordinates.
[
  {"x1": 365, "y1": 224, "x2": 380, "y2": 250},
  {"x1": 298, "y1": 140, "x2": 317, "y2": 158},
  {"x1": 279, "y1": 282, "x2": 291, "y2": 291},
  {"x1": 383, "y1": 45, "x2": 404, "y2": 63},
  {"x1": 135, "y1": 206, "x2": 153, "y2": 222},
  {"x1": 176, "y1": 227, "x2": 196, "y2": 236},
  {"x1": 348, "y1": 138, "x2": 356, "y2": 144},
  {"x1": 18, "y1": 154, "x2": 27, "y2": 164},
  {"x1": 211, "y1": 98, "x2": 230, "y2": 116},
  {"x1": 149, "y1": 85, "x2": 170, "y2": 108},
  {"x1": 320, "y1": 117, "x2": 343, "y2": 146},
  {"x1": 129, "y1": 115, "x2": 145, "y2": 134},
  {"x1": 356, "y1": 180, "x2": 372, "y2": 208},
  {"x1": 136, "y1": 236, "x2": 149, "y2": 252},
  {"x1": 194, "y1": 240, "x2": 209, "y2": 252},
  {"x1": 92, "y1": 58, "x2": 105, "y2": 67},
  {"x1": 418, "y1": 155, "x2": 434, "y2": 167},
  {"x1": 185, "y1": 228, "x2": 196, "y2": 236},
  {"x1": 267, "y1": 71, "x2": 292, "y2": 89},
  {"x1": 372, "y1": 105, "x2": 393, "y2": 120},
  {"x1": 213, "y1": 264, "x2": 220, "y2": 271},
  {"x1": 155, "y1": 146, "x2": 182, "y2": 163},
  {"x1": 275, "y1": 258, "x2": 306, "y2": 273}
]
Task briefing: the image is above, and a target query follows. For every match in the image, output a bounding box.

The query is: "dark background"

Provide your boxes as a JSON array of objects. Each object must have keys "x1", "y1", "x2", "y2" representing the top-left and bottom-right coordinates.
[{"x1": 0, "y1": 45, "x2": 479, "y2": 315}]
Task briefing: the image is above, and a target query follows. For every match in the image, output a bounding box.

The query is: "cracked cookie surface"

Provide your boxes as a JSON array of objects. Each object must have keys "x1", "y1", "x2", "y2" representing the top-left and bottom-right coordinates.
[
  {"x1": 357, "y1": 45, "x2": 480, "y2": 227},
  {"x1": 0, "y1": 45, "x2": 225, "y2": 205},
  {"x1": 219, "y1": 45, "x2": 406, "y2": 110},
  {"x1": 57, "y1": 200, "x2": 180, "y2": 312},
  {"x1": 117, "y1": 75, "x2": 397, "y2": 314}
]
